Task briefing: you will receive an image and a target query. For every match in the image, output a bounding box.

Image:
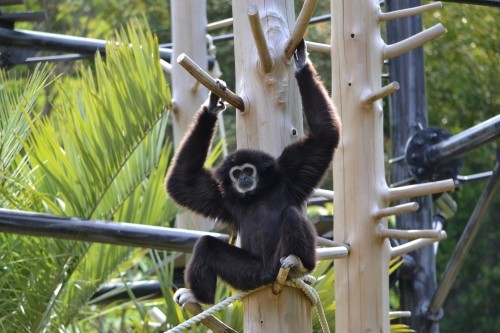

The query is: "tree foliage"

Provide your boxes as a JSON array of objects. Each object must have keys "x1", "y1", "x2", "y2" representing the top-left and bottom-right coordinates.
[
  {"x1": 423, "y1": 2, "x2": 500, "y2": 332},
  {"x1": 0, "y1": 20, "x2": 175, "y2": 332}
]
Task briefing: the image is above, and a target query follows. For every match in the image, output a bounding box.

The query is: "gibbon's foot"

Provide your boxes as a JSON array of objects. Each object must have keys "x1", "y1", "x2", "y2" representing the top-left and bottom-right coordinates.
[
  {"x1": 173, "y1": 288, "x2": 199, "y2": 306},
  {"x1": 294, "y1": 39, "x2": 308, "y2": 71},
  {"x1": 206, "y1": 80, "x2": 227, "y2": 115},
  {"x1": 280, "y1": 254, "x2": 309, "y2": 278}
]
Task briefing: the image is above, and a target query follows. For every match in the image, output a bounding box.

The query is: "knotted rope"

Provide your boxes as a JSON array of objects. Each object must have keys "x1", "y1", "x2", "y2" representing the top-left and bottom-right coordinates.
[{"x1": 166, "y1": 275, "x2": 329, "y2": 333}]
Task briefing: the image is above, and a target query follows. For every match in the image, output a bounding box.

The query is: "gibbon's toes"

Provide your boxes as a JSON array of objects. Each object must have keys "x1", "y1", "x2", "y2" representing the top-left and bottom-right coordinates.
[
  {"x1": 173, "y1": 288, "x2": 198, "y2": 306},
  {"x1": 280, "y1": 254, "x2": 301, "y2": 268}
]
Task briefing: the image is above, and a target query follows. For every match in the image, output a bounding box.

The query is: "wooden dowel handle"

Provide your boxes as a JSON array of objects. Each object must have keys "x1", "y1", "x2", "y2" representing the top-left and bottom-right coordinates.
[
  {"x1": 383, "y1": 23, "x2": 446, "y2": 60},
  {"x1": 184, "y1": 302, "x2": 238, "y2": 333},
  {"x1": 378, "y1": 2, "x2": 442, "y2": 22},
  {"x1": 272, "y1": 266, "x2": 290, "y2": 295},
  {"x1": 391, "y1": 231, "x2": 447, "y2": 258},
  {"x1": 386, "y1": 178, "x2": 455, "y2": 202},
  {"x1": 378, "y1": 227, "x2": 443, "y2": 240},
  {"x1": 248, "y1": 5, "x2": 274, "y2": 73},
  {"x1": 363, "y1": 81, "x2": 400, "y2": 105},
  {"x1": 284, "y1": 0, "x2": 319, "y2": 59},
  {"x1": 177, "y1": 53, "x2": 245, "y2": 111}
]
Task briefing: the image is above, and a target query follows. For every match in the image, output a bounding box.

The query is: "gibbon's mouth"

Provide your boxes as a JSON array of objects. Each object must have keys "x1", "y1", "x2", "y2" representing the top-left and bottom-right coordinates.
[{"x1": 235, "y1": 182, "x2": 256, "y2": 194}]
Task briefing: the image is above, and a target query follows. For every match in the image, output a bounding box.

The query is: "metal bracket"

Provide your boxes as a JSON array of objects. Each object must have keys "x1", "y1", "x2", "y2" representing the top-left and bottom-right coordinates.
[{"x1": 405, "y1": 127, "x2": 463, "y2": 182}]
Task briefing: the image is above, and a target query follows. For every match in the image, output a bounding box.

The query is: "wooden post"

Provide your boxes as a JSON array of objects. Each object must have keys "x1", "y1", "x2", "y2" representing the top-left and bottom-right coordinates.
[
  {"x1": 331, "y1": 0, "x2": 392, "y2": 330},
  {"x1": 170, "y1": 0, "x2": 211, "y2": 230},
  {"x1": 331, "y1": 0, "x2": 448, "y2": 331},
  {"x1": 231, "y1": 1, "x2": 313, "y2": 331}
]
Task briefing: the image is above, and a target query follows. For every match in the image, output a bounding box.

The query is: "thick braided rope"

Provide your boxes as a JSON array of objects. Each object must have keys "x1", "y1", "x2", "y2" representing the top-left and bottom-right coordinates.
[
  {"x1": 166, "y1": 275, "x2": 329, "y2": 333},
  {"x1": 285, "y1": 276, "x2": 330, "y2": 333},
  {"x1": 166, "y1": 286, "x2": 265, "y2": 333}
]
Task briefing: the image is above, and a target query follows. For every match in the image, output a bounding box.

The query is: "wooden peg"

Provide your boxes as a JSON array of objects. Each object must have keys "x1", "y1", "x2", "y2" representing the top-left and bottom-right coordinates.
[
  {"x1": 316, "y1": 246, "x2": 349, "y2": 260},
  {"x1": 184, "y1": 302, "x2": 238, "y2": 333},
  {"x1": 362, "y1": 81, "x2": 400, "y2": 105},
  {"x1": 386, "y1": 178, "x2": 455, "y2": 202},
  {"x1": 159, "y1": 59, "x2": 171, "y2": 74},
  {"x1": 389, "y1": 311, "x2": 412, "y2": 318},
  {"x1": 306, "y1": 41, "x2": 331, "y2": 54},
  {"x1": 177, "y1": 53, "x2": 245, "y2": 111},
  {"x1": 377, "y1": 227, "x2": 443, "y2": 240},
  {"x1": 284, "y1": 0, "x2": 319, "y2": 59},
  {"x1": 391, "y1": 231, "x2": 447, "y2": 258},
  {"x1": 378, "y1": 2, "x2": 443, "y2": 22},
  {"x1": 313, "y1": 188, "x2": 334, "y2": 199},
  {"x1": 383, "y1": 24, "x2": 446, "y2": 60},
  {"x1": 272, "y1": 266, "x2": 291, "y2": 295},
  {"x1": 374, "y1": 202, "x2": 419, "y2": 219},
  {"x1": 248, "y1": 5, "x2": 274, "y2": 73},
  {"x1": 207, "y1": 17, "x2": 234, "y2": 32}
]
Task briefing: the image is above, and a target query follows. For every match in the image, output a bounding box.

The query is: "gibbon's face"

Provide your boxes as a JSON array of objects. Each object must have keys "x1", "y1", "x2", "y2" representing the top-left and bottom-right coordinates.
[{"x1": 229, "y1": 163, "x2": 258, "y2": 194}]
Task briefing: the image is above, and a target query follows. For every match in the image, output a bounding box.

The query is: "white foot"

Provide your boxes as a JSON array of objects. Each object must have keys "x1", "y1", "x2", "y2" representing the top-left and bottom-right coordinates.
[
  {"x1": 173, "y1": 288, "x2": 198, "y2": 306},
  {"x1": 280, "y1": 254, "x2": 308, "y2": 278}
]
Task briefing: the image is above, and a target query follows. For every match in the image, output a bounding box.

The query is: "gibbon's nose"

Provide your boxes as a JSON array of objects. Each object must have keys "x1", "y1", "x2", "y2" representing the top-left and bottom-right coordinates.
[{"x1": 239, "y1": 175, "x2": 254, "y2": 189}]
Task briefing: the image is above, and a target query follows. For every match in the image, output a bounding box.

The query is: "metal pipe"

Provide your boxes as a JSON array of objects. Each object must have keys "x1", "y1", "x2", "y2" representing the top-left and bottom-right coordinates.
[
  {"x1": 426, "y1": 115, "x2": 500, "y2": 164},
  {"x1": 428, "y1": 156, "x2": 500, "y2": 316},
  {"x1": 0, "y1": 208, "x2": 229, "y2": 252},
  {"x1": 0, "y1": 27, "x2": 173, "y2": 60},
  {"x1": 439, "y1": 0, "x2": 500, "y2": 7}
]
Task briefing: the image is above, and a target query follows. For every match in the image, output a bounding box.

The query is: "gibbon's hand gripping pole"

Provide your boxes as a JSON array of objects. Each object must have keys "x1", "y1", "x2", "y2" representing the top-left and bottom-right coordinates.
[{"x1": 177, "y1": 53, "x2": 245, "y2": 111}]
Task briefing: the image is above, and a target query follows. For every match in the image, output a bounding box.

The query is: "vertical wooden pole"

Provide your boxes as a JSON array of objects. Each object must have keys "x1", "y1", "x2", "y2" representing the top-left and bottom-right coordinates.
[
  {"x1": 232, "y1": 0, "x2": 303, "y2": 155},
  {"x1": 331, "y1": 0, "x2": 391, "y2": 331},
  {"x1": 231, "y1": 1, "x2": 311, "y2": 332},
  {"x1": 170, "y1": 0, "x2": 211, "y2": 230}
]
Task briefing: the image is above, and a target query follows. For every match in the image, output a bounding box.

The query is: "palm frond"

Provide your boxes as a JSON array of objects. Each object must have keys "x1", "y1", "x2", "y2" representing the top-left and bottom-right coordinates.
[
  {"x1": 0, "y1": 19, "x2": 175, "y2": 332},
  {"x1": 0, "y1": 63, "x2": 55, "y2": 209}
]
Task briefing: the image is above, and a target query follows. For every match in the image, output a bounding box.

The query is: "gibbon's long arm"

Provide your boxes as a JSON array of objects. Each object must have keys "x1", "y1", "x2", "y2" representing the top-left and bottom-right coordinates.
[
  {"x1": 165, "y1": 105, "x2": 232, "y2": 222},
  {"x1": 278, "y1": 61, "x2": 341, "y2": 206}
]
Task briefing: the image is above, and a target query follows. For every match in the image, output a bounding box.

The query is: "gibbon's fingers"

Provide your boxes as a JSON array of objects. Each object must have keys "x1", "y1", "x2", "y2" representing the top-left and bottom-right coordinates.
[
  {"x1": 207, "y1": 80, "x2": 227, "y2": 114},
  {"x1": 294, "y1": 39, "x2": 307, "y2": 70}
]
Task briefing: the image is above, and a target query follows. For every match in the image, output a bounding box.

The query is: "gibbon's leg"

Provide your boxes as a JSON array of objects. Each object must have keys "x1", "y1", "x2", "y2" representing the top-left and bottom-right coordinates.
[
  {"x1": 185, "y1": 236, "x2": 272, "y2": 304},
  {"x1": 277, "y1": 207, "x2": 317, "y2": 277}
]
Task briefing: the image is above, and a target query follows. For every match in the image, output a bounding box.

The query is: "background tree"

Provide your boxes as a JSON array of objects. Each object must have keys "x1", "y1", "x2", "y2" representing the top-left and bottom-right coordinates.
[{"x1": 423, "y1": 2, "x2": 499, "y2": 332}]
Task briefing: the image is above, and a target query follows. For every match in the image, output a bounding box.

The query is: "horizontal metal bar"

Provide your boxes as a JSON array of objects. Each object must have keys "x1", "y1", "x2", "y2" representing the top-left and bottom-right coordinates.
[
  {"x1": 0, "y1": 27, "x2": 173, "y2": 60},
  {"x1": 439, "y1": 0, "x2": 500, "y2": 7},
  {"x1": 0, "y1": 0, "x2": 24, "y2": 5},
  {"x1": 90, "y1": 280, "x2": 162, "y2": 304},
  {"x1": 428, "y1": 157, "x2": 500, "y2": 316},
  {"x1": 24, "y1": 53, "x2": 93, "y2": 63},
  {"x1": 0, "y1": 12, "x2": 47, "y2": 23},
  {"x1": 426, "y1": 115, "x2": 500, "y2": 164},
  {"x1": 457, "y1": 171, "x2": 493, "y2": 183},
  {"x1": 0, "y1": 208, "x2": 229, "y2": 252}
]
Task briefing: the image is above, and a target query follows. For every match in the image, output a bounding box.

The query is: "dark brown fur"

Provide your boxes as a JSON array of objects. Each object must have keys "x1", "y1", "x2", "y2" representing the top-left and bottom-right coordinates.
[{"x1": 165, "y1": 62, "x2": 341, "y2": 304}]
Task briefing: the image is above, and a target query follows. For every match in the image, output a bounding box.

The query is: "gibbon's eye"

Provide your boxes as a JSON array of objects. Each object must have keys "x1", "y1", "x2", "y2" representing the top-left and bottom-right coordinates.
[
  {"x1": 243, "y1": 167, "x2": 254, "y2": 175},
  {"x1": 231, "y1": 169, "x2": 241, "y2": 179}
]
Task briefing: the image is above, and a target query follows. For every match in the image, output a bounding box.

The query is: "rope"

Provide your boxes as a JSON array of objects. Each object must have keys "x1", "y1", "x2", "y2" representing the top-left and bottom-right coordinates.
[
  {"x1": 285, "y1": 277, "x2": 330, "y2": 333},
  {"x1": 166, "y1": 275, "x2": 330, "y2": 333}
]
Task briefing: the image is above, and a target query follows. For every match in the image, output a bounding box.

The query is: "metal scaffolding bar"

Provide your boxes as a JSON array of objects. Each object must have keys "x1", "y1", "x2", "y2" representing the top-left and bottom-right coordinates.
[
  {"x1": 428, "y1": 156, "x2": 500, "y2": 318},
  {"x1": 0, "y1": 208, "x2": 229, "y2": 252},
  {"x1": 426, "y1": 115, "x2": 500, "y2": 164}
]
